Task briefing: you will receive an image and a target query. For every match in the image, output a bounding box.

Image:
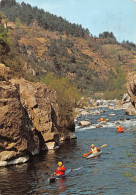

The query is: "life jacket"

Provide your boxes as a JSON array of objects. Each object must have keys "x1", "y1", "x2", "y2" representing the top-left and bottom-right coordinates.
[
  {"x1": 91, "y1": 147, "x2": 98, "y2": 154},
  {"x1": 99, "y1": 117, "x2": 104, "y2": 122},
  {"x1": 117, "y1": 126, "x2": 124, "y2": 132},
  {"x1": 55, "y1": 165, "x2": 66, "y2": 176}
]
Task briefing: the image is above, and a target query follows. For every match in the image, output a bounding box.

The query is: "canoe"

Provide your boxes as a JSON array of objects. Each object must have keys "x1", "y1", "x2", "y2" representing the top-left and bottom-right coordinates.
[
  {"x1": 48, "y1": 170, "x2": 70, "y2": 183},
  {"x1": 87, "y1": 151, "x2": 102, "y2": 159}
]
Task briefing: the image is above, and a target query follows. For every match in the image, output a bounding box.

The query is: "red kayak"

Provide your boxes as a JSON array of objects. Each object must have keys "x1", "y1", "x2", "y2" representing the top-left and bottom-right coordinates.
[{"x1": 116, "y1": 130, "x2": 124, "y2": 133}]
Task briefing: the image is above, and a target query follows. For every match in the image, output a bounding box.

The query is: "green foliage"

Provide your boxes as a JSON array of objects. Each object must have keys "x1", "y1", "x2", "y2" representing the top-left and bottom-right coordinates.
[
  {"x1": 47, "y1": 37, "x2": 74, "y2": 57},
  {"x1": 0, "y1": 0, "x2": 16, "y2": 8},
  {"x1": 103, "y1": 89, "x2": 126, "y2": 100},
  {"x1": 114, "y1": 65, "x2": 126, "y2": 90},
  {"x1": 15, "y1": 17, "x2": 22, "y2": 27},
  {"x1": 99, "y1": 31, "x2": 116, "y2": 40},
  {"x1": 122, "y1": 171, "x2": 134, "y2": 178},
  {"x1": 123, "y1": 153, "x2": 136, "y2": 183},
  {"x1": 0, "y1": 24, "x2": 8, "y2": 43},
  {"x1": 126, "y1": 151, "x2": 134, "y2": 158},
  {"x1": 103, "y1": 65, "x2": 126, "y2": 100},
  {"x1": 99, "y1": 31, "x2": 117, "y2": 44},
  {"x1": 121, "y1": 40, "x2": 136, "y2": 51},
  {"x1": 43, "y1": 73, "x2": 81, "y2": 115},
  {"x1": 0, "y1": 17, "x2": 11, "y2": 60}
]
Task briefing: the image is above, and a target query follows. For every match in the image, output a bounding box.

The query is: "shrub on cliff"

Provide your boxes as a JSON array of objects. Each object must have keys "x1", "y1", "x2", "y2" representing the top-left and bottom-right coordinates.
[
  {"x1": 43, "y1": 73, "x2": 81, "y2": 116},
  {"x1": 0, "y1": 15, "x2": 11, "y2": 61},
  {"x1": 103, "y1": 65, "x2": 126, "y2": 100}
]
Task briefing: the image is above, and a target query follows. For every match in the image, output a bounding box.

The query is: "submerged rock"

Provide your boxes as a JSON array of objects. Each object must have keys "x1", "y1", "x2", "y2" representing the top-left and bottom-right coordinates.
[
  {"x1": 79, "y1": 121, "x2": 92, "y2": 126},
  {"x1": 0, "y1": 156, "x2": 29, "y2": 167},
  {"x1": 95, "y1": 125, "x2": 103, "y2": 128},
  {"x1": 46, "y1": 142, "x2": 56, "y2": 150}
]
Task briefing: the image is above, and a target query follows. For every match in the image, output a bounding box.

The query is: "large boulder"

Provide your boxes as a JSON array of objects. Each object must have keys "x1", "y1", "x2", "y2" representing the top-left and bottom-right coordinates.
[
  {"x1": 0, "y1": 63, "x2": 13, "y2": 81},
  {"x1": 10, "y1": 78, "x2": 59, "y2": 143},
  {"x1": 0, "y1": 66, "x2": 75, "y2": 166},
  {"x1": 0, "y1": 81, "x2": 40, "y2": 163},
  {"x1": 123, "y1": 73, "x2": 136, "y2": 115},
  {"x1": 79, "y1": 120, "x2": 92, "y2": 127}
]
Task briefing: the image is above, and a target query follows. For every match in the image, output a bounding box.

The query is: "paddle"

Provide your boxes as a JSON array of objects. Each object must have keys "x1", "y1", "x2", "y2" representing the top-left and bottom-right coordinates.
[{"x1": 83, "y1": 144, "x2": 107, "y2": 157}]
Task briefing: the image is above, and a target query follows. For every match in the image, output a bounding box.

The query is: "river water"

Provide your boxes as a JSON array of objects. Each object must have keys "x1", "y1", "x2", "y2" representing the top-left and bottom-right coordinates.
[{"x1": 0, "y1": 107, "x2": 136, "y2": 195}]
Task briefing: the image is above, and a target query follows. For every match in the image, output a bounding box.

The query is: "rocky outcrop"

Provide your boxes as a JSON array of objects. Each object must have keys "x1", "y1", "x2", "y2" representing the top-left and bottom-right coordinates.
[
  {"x1": 0, "y1": 63, "x2": 13, "y2": 81},
  {"x1": 79, "y1": 121, "x2": 92, "y2": 127},
  {"x1": 0, "y1": 65, "x2": 75, "y2": 166},
  {"x1": 122, "y1": 73, "x2": 136, "y2": 115}
]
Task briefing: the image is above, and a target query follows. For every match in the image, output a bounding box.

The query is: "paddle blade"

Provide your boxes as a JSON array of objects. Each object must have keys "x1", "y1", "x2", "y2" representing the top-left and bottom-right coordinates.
[
  {"x1": 125, "y1": 130, "x2": 130, "y2": 132},
  {"x1": 83, "y1": 153, "x2": 89, "y2": 157},
  {"x1": 100, "y1": 144, "x2": 107, "y2": 148}
]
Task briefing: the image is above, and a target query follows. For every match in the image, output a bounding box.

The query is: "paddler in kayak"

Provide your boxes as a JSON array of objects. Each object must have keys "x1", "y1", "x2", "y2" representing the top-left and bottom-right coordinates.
[
  {"x1": 98, "y1": 116, "x2": 105, "y2": 122},
  {"x1": 55, "y1": 162, "x2": 66, "y2": 176},
  {"x1": 116, "y1": 125, "x2": 125, "y2": 133},
  {"x1": 89, "y1": 144, "x2": 101, "y2": 154}
]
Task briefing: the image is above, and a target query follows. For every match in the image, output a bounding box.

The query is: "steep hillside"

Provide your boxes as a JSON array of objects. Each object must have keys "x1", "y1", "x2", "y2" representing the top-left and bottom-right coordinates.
[{"x1": 1, "y1": 0, "x2": 136, "y2": 98}]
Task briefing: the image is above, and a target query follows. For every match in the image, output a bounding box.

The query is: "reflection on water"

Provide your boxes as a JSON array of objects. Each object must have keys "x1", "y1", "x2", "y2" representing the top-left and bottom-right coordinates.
[{"x1": 0, "y1": 107, "x2": 136, "y2": 194}]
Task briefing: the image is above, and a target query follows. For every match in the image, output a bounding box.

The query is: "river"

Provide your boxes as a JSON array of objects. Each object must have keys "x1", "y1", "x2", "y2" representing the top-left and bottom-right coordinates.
[{"x1": 0, "y1": 107, "x2": 136, "y2": 195}]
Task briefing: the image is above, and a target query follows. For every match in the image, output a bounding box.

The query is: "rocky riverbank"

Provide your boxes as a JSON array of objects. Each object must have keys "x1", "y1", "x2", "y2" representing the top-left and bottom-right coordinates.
[
  {"x1": 1, "y1": 63, "x2": 136, "y2": 167},
  {"x1": 0, "y1": 64, "x2": 76, "y2": 167}
]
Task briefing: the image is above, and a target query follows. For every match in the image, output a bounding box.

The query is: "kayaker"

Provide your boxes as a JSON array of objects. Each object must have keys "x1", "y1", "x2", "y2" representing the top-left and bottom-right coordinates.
[
  {"x1": 89, "y1": 144, "x2": 100, "y2": 154},
  {"x1": 98, "y1": 116, "x2": 104, "y2": 122},
  {"x1": 55, "y1": 162, "x2": 66, "y2": 176},
  {"x1": 116, "y1": 125, "x2": 125, "y2": 132}
]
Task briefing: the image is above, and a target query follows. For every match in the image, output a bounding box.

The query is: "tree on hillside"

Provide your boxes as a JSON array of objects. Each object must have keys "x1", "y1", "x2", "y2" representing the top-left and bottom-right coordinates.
[
  {"x1": 0, "y1": 0, "x2": 90, "y2": 38},
  {"x1": 0, "y1": 12, "x2": 8, "y2": 43},
  {"x1": 121, "y1": 40, "x2": 136, "y2": 51},
  {"x1": 99, "y1": 31, "x2": 116, "y2": 39},
  {"x1": 0, "y1": 24, "x2": 8, "y2": 43},
  {"x1": 0, "y1": 21, "x2": 10, "y2": 61},
  {"x1": 0, "y1": 0, "x2": 16, "y2": 8}
]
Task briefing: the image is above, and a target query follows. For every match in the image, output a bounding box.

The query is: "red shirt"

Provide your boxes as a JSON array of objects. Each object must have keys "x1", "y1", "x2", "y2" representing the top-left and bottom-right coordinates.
[{"x1": 55, "y1": 165, "x2": 66, "y2": 175}]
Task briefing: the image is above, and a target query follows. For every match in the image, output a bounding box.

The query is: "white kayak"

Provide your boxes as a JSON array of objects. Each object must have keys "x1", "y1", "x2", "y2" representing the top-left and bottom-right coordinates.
[{"x1": 87, "y1": 151, "x2": 102, "y2": 159}]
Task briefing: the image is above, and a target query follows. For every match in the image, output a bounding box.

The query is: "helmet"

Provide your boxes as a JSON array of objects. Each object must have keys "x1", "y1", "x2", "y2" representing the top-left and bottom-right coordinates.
[
  {"x1": 58, "y1": 162, "x2": 62, "y2": 166},
  {"x1": 91, "y1": 144, "x2": 94, "y2": 147}
]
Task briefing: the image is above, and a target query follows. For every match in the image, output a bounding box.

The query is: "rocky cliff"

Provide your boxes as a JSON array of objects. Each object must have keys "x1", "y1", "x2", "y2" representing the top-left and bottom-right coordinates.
[
  {"x1": 0, "y1": 64, "x2": 76, "y2": 166},
  {"x1": 122, "y1": 73, "x2": 136, "y2": 115}
]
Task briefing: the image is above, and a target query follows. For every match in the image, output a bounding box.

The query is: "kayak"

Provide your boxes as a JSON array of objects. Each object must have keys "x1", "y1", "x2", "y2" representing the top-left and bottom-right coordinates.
[
  {"x1": 116, "y1": 130, "x2": 124, "y2": 133},
  {"x1": 99, "y1": 120, "x2": 107, "y2": 123},
  {"x1": 87, "y1": 151, "x2": 102, "y2": 159},
  {"x1": 48, "y1": 170, "x2": 70, "y2": 183},
  {"x1": 48, "y1": 174, "x2": 66, "y2": 183}
]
